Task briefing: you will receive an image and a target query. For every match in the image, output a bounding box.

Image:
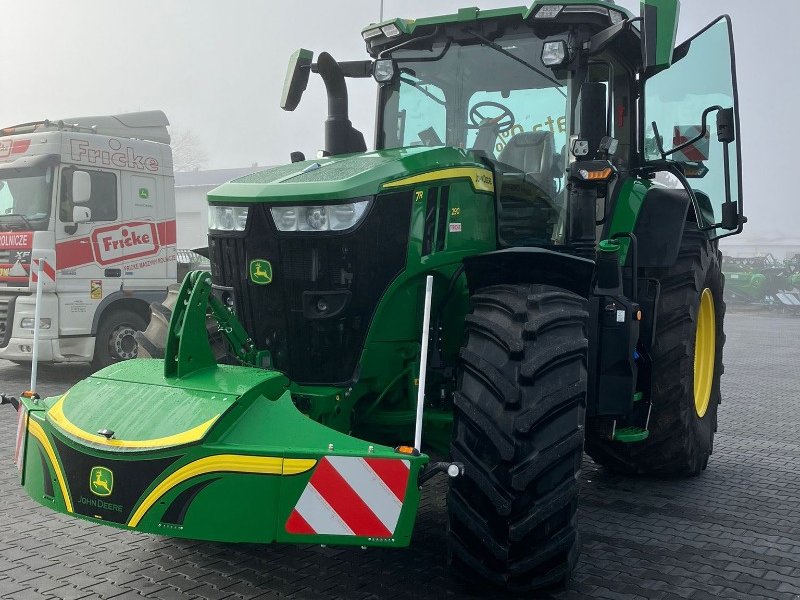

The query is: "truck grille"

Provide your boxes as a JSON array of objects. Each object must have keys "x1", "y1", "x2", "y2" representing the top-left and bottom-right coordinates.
[
  {"x1": 208, "y1": 192, "x2": 412, "y2": 385},
  {"x1": 0, "y1": 297, "x2": 12, "y2": 348}
]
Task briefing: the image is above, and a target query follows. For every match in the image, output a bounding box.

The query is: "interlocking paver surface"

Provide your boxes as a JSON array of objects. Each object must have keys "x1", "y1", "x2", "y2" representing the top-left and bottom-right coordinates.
[{"x1": 1, "y1": 311, "x2": 799, "y2": 599}]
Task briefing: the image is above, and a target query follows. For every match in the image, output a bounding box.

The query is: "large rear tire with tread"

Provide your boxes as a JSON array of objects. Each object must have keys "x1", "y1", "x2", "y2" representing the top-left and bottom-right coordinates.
[
  {"x1": 448, "y1": 284, "x2": 588, "y2": 593},
  {"x1": 585, "y1": 222, "x2": 726, "y2": 475}
]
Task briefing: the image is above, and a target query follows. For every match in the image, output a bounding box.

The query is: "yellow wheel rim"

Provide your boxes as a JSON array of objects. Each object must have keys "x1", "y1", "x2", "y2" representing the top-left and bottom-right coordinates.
[{"x1": 693, "y1": 288, "x2": 716, "y2": 418}]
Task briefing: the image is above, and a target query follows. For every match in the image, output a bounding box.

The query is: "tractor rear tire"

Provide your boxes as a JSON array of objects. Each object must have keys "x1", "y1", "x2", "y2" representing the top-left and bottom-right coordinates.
[
  {"x1": 134, "y1": 284, "x2": 227, "y2": 361},
  {"x1": 448, "y1": 284, "x2": 588, "y2": 592},
  {"x1": 585, "y1": 222, "x2": 725, "y2": 475}
]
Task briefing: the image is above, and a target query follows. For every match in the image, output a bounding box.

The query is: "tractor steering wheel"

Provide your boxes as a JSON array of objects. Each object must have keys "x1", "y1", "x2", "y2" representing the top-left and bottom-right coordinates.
[{"x1": 468, "y1": 101, "x2": 516, "y2": 134}]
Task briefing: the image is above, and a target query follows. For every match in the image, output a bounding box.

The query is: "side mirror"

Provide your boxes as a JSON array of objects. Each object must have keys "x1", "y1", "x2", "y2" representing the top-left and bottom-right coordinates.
[
  {"x1": 280, "y1": 48, "x2": 313, "y2": 112},
  {"x1": 73, "y1": 206, "x2": 91, "y2": 224},
  {"x1": 641, "y1": 0, "x2": 680, "y2": 75},
  {"x1": 72, "y1": 171, "x2": 92, "y2": 204}
]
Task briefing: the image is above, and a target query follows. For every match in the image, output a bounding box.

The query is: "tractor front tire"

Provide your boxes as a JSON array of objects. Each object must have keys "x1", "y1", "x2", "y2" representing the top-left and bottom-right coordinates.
[
  {"x1": 448, "y1": 284, "x2": 588, "y2": 592},
  {"x1": 585, "y1": 222, "x2": 725, "y2": 475}
]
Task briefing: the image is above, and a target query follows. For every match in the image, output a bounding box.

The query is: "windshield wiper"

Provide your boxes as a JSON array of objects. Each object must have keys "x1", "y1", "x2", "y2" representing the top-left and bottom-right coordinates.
[
  {"x1": 465, "y1": 29, "x2": 567, "y2": 98},
  {"x1": 0, "y1": 213, "x2": 34, "y2": 230}
]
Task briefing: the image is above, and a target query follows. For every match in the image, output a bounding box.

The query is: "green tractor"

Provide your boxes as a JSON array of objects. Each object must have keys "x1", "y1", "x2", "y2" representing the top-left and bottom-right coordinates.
[{"x1": 7, "y1": 0, "x2": 745, "y2": 592}]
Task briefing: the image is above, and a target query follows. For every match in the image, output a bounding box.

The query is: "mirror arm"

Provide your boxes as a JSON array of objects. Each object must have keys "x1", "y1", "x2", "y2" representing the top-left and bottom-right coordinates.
[
  {"x1": 587, "y1": 17, "x2": 641, "y2": 56},
  {"x1": 661, "y1": 104, "x2": 723, "y2": 158}
]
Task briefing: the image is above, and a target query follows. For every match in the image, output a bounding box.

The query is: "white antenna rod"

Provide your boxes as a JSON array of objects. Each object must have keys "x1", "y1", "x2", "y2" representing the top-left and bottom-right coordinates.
[{"x1": 414, "y1": 275, "x2": 434, "y2": 450}]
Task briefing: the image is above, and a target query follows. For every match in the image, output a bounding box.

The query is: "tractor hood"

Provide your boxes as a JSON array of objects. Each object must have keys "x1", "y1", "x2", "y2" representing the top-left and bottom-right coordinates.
[{"x1": 208, "y1": 146, "x2": 490, "y2": 204}]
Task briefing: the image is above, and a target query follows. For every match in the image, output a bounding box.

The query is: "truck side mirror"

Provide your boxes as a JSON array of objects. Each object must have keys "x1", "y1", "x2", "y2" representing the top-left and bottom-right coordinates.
[
  {"x1": 73, "y1": 206, "x2": 91, "y2": 223},
  {"x1": 641, "y1": 0, "x2": 680, "y2": 75},
  {"x1": 280, "y1": 48, "x2": 313, "y2": 112},
  {"x1": 72, "y1": 171, "x2": 92, "y2": 204}
]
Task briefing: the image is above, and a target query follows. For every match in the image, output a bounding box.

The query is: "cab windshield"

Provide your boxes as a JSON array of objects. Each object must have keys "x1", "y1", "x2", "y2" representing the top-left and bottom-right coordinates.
[
  {"x1": 378, "y1": 30, "x2": 570, "y2": 165},
  {"x1": 0, "y1": 163, "x2": 55, "y2": 231},
  {"x1": 378, "y1": 27, "x2": 573, "y2": 246}
]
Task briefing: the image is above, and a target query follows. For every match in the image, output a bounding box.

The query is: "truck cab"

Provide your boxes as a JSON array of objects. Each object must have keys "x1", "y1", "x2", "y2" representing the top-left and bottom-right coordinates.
[{"x1": 0, "y1": 111, "x2": 176, "y2": 366}]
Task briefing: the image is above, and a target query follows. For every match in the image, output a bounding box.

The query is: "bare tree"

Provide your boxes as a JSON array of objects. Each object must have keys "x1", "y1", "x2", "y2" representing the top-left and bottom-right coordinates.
[{"x1": 171, "y1": 128, "x2": 209, "y2": 172}]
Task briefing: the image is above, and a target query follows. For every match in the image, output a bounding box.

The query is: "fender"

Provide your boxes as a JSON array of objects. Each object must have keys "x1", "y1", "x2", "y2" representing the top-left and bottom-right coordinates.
[
  {"x1": 462, "y1": 248, "x2": 595, "y2": 298},
  {"x1": 90, "y1": 289, "x2": 168, "y2": 334},
  {"x1": 632, "y1": 187, "x2": 691, "y2": 268}
]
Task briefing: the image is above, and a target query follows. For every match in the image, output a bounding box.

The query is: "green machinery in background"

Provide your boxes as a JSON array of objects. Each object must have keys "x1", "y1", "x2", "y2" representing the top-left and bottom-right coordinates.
[
  {"x1": 722, "y1": 253, "x2": 800, "y2": 308},
  {"x1": 6, "y1": 0, "x2": 746, "y2": 592}
]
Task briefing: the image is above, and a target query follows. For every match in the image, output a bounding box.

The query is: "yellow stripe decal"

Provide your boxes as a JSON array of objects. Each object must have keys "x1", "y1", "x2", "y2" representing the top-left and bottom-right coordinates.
[
  {"x1": 27, "y1": 418, "x2": 73, "y2": 513},
  {"x1": 128, "y1": 455, "x2": 316, "y2": 527},
  {"x1": 48, "y1": 395, "x2": 220, "y2": 449},
  {"x1": 382, "y1": 167, "x2": 494, "y2": 193}
]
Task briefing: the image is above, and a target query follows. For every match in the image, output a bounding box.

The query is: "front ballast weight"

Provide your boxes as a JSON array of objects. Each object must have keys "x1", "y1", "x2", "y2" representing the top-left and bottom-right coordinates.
[{"x1": 164, "y1": 270, "x2": 270, "y2": 378}]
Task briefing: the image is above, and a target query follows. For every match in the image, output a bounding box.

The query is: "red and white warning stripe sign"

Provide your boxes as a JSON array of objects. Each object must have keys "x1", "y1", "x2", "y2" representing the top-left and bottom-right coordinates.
[
  {"x1": 14, "y1": 405, "x2": 28, "y2": 472},
  {"x1": 30, "y1": 258, "x2": 56, "y2": 286},
  {"x1": 672, "y1": 125, "x2": 710, "y2": 162},
  {"x1": 285, "y1": 456, "x2": 410, "y2": 538}
]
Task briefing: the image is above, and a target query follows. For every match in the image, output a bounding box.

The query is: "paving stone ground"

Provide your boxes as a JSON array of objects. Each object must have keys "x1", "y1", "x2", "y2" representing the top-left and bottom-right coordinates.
[{"x1": 1, "y1": 311, "x2": 799, "y2": 599}]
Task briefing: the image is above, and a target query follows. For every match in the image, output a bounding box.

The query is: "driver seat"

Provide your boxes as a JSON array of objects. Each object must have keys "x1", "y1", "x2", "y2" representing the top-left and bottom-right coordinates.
[{"x1": 497, "y1": 131, "x2": 555, "y2": 193}]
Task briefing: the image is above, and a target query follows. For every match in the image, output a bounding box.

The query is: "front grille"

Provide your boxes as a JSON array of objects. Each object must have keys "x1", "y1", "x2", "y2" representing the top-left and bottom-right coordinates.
[{"x1": 209, "y1": 192, "x2": 412, "y2": 385}]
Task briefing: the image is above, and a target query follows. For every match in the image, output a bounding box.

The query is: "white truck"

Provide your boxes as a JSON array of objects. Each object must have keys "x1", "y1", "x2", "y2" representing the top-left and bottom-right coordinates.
[{"x1": 0, "y1": 111, "x2": 176, "y2": 367}]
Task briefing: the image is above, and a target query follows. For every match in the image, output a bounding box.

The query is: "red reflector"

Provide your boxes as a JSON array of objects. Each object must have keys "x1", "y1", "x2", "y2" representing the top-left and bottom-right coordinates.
[{"x1": 11, "y1": 139, "x2": 31, "y2": 154}]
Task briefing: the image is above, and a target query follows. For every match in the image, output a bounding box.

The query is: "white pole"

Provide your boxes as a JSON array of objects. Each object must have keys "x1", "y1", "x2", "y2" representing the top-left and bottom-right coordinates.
[
  {"x1": 29, "y1": 259, "x2": 44, "y2": 394},
  {"x1": 380, "y1": 0, "x2": 384, "y2": 21},
  {"x1": 414, "y1": 275, "x2": 433, "y2": 451}
]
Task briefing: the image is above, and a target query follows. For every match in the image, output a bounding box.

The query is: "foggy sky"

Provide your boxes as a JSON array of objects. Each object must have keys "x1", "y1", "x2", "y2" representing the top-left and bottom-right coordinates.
[{"x1": 1, "y1": 1, "x2": 795, "y2": 242}]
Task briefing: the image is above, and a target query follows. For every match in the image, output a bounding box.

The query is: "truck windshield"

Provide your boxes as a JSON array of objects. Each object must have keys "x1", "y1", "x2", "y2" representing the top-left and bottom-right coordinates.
[
  {"x1": 0, "y1": 164, "x2": 55, "y2": 231},
  {"x1": 378, "y1": 29, "x2": 570, "y2": 167}
]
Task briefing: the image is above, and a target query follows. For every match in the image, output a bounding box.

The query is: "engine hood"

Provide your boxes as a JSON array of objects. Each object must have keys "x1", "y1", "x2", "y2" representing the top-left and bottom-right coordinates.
[{"x1": 208, "y1": 146, "x2": 490, "y2": 204}]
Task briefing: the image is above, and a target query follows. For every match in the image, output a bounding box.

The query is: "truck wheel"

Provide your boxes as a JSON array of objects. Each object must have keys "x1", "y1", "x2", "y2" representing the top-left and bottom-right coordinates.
[
  {"x1": 134, "y1": 285, "x2": 179, "y2": 359},
  {"x1": 134, "y1": 284, "x2": 227, "y2": 361},
  {"x1": 448, "y1": 284, "x2": 588, "y2": 592},
  {"x1": 93, "y1": 309, "x2": 147, "y2": 369},
  {"x1": 585, "y1": 222, "x2": 725, "y2": 475}
]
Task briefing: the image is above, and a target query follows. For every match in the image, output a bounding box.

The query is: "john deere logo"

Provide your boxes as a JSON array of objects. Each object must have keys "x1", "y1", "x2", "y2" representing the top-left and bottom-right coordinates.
[
  {"x1": 249, "y1": 259, "x2": 272, "y2": 285},
  {"x1": 89, "y1": 466, "x2": 114, "y2": 497},
  {"x1": 138, "y1": 187, "x2": 149, "y2": 199}
]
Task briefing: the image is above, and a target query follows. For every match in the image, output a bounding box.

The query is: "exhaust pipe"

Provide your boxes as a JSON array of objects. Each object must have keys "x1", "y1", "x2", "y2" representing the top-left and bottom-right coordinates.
[{"x1": 316, "y1": 52, "x2": 367, "y2": 156}]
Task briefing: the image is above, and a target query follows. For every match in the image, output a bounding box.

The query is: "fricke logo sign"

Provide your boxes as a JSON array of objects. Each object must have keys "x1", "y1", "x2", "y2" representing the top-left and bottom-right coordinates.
[{"x1": 91, "y1": 222, "x2": 159, "y2": 266}]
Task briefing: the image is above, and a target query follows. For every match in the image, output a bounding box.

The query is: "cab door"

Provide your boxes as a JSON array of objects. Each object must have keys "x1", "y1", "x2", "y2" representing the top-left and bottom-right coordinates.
[{"x1": 644, "y1": 16, "x2": 743, "y2": 238}]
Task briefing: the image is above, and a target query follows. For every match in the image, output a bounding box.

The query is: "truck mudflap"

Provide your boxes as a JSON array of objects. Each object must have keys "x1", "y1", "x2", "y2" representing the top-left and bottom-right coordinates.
[{"x1": 9, "y1": 359, "x2": 428, "y2": 548}]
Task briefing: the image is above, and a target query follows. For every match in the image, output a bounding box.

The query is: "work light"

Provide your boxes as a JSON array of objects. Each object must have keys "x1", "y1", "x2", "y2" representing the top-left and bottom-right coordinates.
[
  {"x1": 535, "y1": 4, "x2": 564, "y2": 19},
  {"x1": 373, "y1": 59, "x2": 396, "y2": 83},
  {"x1": 541, "y1": 41, "x2": 569, "y2": 67}
]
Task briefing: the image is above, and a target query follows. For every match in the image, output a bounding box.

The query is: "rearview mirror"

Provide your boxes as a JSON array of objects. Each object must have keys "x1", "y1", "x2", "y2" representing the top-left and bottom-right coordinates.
[
  {"x1": 73, "y1": 206, "x2": 91, "y2": 223},
  {"x1": 280, "y1": 48, "x2": 313, "y2": 112},
  {"x1": 641, "y1": 0, "x2": 679, "y2": 75},
  {"x1": 72, "y1": 171, "x2": 91, "y2": 204}
]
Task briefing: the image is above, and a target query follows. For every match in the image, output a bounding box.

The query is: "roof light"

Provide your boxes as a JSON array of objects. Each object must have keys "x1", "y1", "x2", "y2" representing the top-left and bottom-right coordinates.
[
  {"x1": 362, "y1": 27, "x2": 383, "y2": 41},
  {"x1": 381, "y1": 23, "x2": 401, "y2": 38},
  {"x1": 541, "y1": 40, "x2": 568, "y2": 67},
  {"x1": 562, "y1": 5, "x2": 609, "y2": 17},
  {"x1": 535, "y1": 4, "x2": 564, "y2": 19}
]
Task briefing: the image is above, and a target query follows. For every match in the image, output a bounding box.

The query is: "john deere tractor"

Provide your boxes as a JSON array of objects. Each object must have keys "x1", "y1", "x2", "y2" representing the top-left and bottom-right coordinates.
[{"x1": 7, "y1": 0, "x2": 745, "y2": 592}]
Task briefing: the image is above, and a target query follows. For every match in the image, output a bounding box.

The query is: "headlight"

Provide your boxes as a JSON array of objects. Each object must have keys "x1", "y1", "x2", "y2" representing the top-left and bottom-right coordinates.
[
  {"x1": 271, "y1": 200, "x2": 370, "y2": 232},
  {"x1": 21, "y1": 317, "x2": 51, "y2": 329},
  {"x1": 208, "y1": 205, "x2": 249, "y2": 231}
]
